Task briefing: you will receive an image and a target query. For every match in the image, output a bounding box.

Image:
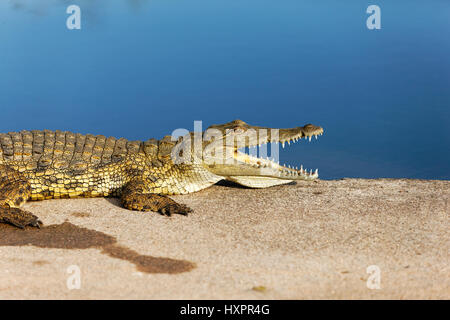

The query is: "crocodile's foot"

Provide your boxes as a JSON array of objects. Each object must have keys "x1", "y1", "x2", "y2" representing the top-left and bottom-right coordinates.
[
  {"x1": 121, "y1": 193, "x2": 192, "y2": 216},
  {"x1": 0, "y1": 207, "x2": 43, "y2": 229}
]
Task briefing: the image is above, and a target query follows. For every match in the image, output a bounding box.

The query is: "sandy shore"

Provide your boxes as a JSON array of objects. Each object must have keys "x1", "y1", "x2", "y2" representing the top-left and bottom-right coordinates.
[{"x1": 0, "y1": 178, "x2": 448, "y2": 299}]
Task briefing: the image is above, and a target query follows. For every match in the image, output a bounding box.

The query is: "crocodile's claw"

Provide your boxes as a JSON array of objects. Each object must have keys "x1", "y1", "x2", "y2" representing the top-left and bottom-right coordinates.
[
  {"x1": 121, "y1": 191, "x2": 192, "y2": 217},
  {"x1": 159, "y1": 202, "x2": 192, "y2": 216},
  {"x1": 0, "y1": 207, "x2": 43, "y2": 229}
]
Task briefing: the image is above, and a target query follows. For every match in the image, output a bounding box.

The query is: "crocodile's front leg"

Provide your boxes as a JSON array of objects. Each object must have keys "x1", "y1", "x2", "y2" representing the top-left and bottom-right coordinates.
[
  {"x1": 120, "y1": 179, "x2": 192, "y2": 216},
  {"x1": 0, "y1": 165, "x2": 42, "y2": 228}
]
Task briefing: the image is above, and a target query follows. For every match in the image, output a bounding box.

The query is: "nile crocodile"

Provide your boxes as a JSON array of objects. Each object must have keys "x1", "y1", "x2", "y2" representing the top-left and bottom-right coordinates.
[{"x1": 0, "y1": 120, "x2": 323, "y2": 228}]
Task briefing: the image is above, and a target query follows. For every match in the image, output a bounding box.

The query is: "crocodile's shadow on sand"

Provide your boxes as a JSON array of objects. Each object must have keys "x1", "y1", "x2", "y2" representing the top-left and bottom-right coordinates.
[
  {"x1": 215, "y1": 180, "x2": 253, "y2": 189},
  {"x1": 215, "y1": 180, "x2": 297, "y2": 189},
  {"x1": 0, "y1": 222, "x2": 195, "y2": 274}
]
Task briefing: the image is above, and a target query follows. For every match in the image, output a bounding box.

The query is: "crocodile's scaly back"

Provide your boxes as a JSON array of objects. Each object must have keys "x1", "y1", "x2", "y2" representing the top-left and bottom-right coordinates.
[{"x1": 0, "y1": 130, "x2": 145, "y2": 169}]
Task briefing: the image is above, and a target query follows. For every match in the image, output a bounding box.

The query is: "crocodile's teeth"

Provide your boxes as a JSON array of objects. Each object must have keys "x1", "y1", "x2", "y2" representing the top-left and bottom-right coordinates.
[{"x1": 308, "y1": 136, "x2": 311, "y2": 142}]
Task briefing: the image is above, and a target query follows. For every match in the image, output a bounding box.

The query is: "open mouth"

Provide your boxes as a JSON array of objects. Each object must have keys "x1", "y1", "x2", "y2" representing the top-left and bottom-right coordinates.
[{"x1": 235, "y1": 125, "x2": 324, "y2": 180}]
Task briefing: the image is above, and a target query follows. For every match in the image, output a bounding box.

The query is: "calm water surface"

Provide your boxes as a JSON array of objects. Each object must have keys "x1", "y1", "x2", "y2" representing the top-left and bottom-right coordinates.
[{"x1": 1, "y1": 0, "x2": 449, "y2": 179}]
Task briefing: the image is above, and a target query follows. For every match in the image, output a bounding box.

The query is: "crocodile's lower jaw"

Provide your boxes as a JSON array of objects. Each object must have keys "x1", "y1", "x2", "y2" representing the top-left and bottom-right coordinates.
[
  {"x1": 226, "y1": 176, "x2": 294, "y2": 188},
  {"x1": 233, "y1": 150, "x2": 319, "y2": 181}
]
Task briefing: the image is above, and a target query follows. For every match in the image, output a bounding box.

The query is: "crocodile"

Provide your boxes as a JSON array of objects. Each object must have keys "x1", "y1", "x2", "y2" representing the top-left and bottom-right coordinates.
[{"x1": 0, "y1": 120, "x2": 323, "y2": 229}]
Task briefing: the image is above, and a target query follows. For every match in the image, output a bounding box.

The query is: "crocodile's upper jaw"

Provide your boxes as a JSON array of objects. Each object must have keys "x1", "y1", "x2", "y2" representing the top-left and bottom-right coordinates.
[{"x1": 201, "y1": 120, "x2": 324, "y2": 188}]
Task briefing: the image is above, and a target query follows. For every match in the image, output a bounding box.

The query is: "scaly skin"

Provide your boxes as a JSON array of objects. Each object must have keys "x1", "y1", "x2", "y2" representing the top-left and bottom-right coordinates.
[{"x1": 0, "y1": 120, "x2": 323, "y2": 228}]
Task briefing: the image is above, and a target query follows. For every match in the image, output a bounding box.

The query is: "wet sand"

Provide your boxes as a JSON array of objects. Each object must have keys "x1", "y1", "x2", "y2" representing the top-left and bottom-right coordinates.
[{"x1": 0, "y1": 178, "x2": 448, "y2": 299}]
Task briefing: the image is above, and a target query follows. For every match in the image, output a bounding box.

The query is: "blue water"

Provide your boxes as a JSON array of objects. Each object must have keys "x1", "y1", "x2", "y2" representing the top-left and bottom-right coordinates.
[{"x1": 1, "y1": 0, "x2": 449, "y2": 179}]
